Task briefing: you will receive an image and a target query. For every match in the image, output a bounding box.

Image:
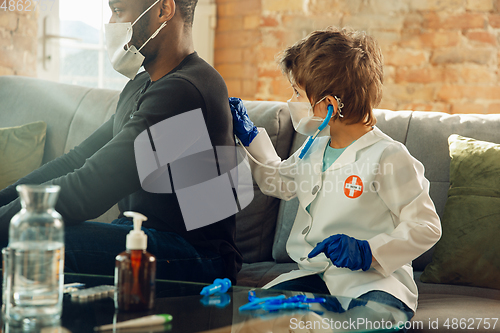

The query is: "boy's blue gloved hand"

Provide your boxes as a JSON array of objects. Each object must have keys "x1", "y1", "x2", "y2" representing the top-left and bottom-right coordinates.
[
  {"x1": 229, "y1": 97, "x2": 258, "y2": 146},
  {"x1": 308, "y1": 234, "x2": 372, "y2": 271}
]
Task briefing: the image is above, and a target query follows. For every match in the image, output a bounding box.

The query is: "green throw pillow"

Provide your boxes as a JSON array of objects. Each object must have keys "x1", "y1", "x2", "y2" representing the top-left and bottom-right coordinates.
[
  {"x1": 0, "y1": 121, "x2": 47, "y2": 190},
  {"x1": 420, "y1": 134, "x2": 500, "y2": 289}
]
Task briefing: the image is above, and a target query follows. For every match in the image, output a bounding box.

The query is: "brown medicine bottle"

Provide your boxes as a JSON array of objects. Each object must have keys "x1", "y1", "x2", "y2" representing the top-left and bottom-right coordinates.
[{"x1": 115, "y1": 211, "x2": 156, "y2": 312}]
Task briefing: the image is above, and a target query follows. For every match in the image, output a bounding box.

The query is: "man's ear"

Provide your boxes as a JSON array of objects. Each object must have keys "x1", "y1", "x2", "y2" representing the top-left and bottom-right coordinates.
[{"x1": 159, "y1": 0, "x2": 175, "y2": 22}]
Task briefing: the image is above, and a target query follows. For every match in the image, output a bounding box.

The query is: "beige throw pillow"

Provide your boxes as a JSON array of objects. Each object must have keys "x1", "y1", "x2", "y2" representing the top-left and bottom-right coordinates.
[{"x1": 0, "y1": 121, "x2": 47, "y2": 190}]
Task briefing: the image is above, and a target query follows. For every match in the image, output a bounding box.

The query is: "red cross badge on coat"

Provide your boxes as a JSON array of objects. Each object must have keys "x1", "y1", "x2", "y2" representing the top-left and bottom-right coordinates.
[{"x1": 344, "y1": 175, "x2": 363, "y2": 199}]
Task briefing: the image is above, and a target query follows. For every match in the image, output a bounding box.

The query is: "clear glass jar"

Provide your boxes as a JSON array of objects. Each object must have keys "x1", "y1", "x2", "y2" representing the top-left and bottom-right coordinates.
[{"x1": 5, "y1": 185, "x2": 64, "y2": 327}]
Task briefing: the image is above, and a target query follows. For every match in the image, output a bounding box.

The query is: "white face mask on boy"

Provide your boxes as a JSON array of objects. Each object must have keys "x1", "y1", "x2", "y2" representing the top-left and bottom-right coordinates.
[
  {"x1": 287, "y1": 96, "x2": 331, "y2": 137},
  {"x1": 104, "y1": 0, "x2": 167, "y2": 80},
  {"x1": 288, "y1": 96, "x2": 344, "y2": 137}
]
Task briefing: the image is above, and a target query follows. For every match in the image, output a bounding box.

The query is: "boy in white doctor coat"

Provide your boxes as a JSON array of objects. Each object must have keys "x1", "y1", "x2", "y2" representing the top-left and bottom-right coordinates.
[{"x1": 230, "y1": 27, "x2": 442, "y2": 322}]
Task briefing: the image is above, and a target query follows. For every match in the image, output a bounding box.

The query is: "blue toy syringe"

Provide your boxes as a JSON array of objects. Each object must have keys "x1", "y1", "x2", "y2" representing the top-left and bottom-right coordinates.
[
  {"x1": 200, "y1": 278, "x2": 232, "y2": 296},
  {"x1": 239, "y1": 290, "x2": 326, "y2": 312},
  {"x1": 298, "y1": 104, "x2": 334, "y2": 159}
]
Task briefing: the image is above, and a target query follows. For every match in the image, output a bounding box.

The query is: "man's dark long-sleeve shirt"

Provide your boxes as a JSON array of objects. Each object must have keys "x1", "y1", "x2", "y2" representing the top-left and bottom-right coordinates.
[{"x1": 0, "y1": 53, "x2": 242, "y2": 281}]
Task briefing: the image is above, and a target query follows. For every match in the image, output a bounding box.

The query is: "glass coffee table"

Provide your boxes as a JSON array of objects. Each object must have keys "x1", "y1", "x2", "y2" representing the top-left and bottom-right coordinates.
[{"x1": 1, "y1": 273, "x2": 407, "y2": 332}]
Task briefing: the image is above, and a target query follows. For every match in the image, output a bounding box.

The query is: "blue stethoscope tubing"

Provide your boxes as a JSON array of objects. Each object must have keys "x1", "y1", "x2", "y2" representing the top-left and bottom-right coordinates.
[
  {"x1": 298, "y1": 104, "x2": 334, "y2": 159},
  {"x1": 237, "y1": 104, "x2": 334, "y2": 170}
]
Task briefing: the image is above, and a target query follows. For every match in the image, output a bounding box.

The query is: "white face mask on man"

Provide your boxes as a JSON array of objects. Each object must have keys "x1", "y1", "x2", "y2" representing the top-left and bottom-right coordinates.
[{"x1": 104, "y1": 0, "x2": 167, "y2": 80}]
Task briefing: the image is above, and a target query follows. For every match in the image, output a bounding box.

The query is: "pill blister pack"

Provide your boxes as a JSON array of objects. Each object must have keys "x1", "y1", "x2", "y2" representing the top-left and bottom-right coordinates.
[{"x1": 70, "y1": 285, "x2": 115, "y2": 302}]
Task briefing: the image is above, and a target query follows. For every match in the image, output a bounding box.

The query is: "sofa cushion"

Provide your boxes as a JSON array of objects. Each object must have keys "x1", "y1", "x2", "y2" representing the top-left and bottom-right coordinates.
[
  {"x1": 415, "y1": 272, "x2": 500, "y2": 299},
  {"x1": 63, "y1": 87, "x2": 119, "y2": 153},
  {"x1": 272, "y1": 132, "x2": 306, "y2": 263},
  {"x1": 0, "y1": 76, "x2": 92, "y2": 164},
  {"x1": 411, "y1": 294, "x2": 500, "y2": 332},
  {"x1": 0, "y1": 121, "x2": 47, "y2": 190},
  {"x1": 382, "y1": 111, "x2": 500, "y2": 272},
  {"x1": 273, "y1": 197, "x2": 300, "y2": 263},
  {"x1": 0, "y1": 76, "x2": 122, "y2": 223},
  {"x1": 405, "y1": 112, "x2": 500, "y2": 219},
  {"x1": 0, "y1": 76, "x2": 119, "y2": 163},
  {"x1": 420, "y1": 135, "x2": 500, "y2": 290},
  {"x1": 234, "y1": 101, "x2": 294, "y2": 263}
]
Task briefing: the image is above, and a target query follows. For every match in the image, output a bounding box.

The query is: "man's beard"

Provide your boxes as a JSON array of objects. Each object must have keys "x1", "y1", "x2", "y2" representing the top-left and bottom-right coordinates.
[{"x1": 131, "y1": 14, "x2": 152, "y2": 54}]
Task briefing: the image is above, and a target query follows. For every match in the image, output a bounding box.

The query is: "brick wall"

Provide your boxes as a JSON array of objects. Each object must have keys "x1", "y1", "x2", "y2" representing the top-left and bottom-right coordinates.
[
  {"x1": 214, "y1": 0, "x2": 261, "y2": 101},
  {"x1": 215, "y1": 0, "x2": 500, "y2": 114},
  {"x1": 0, "y1": 7, "x2": 38, "y2": 77}
]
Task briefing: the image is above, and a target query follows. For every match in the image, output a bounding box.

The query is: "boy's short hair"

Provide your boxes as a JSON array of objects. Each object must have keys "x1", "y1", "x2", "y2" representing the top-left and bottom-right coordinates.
[{"x1": 279, "y1": 27, "x2": 383, "y2": 126}]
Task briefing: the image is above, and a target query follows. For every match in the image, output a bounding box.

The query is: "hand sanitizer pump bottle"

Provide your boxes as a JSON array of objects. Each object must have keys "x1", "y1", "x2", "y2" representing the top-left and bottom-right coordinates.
[{"x1": 114, "y1": 211, "x2": 156, "y2": 312}]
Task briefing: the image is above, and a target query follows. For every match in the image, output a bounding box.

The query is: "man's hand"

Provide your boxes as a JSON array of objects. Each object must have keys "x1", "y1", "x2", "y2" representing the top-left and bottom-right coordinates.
[
  {"x1": 229, "y1": 97, "x2": 258, "y2": 146},
  {"x1": 308, "y1": 234, "x2": 372, "y2": 271}
]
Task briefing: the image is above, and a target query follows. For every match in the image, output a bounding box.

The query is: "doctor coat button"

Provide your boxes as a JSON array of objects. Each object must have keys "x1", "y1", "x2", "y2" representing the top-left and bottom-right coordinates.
[
  {"x1": 302, "y1": 226, "x2": 310, "y2": 235},
  {"x1": 299, "y1": 257, "x2": 307, "y2": 261},
  {"x1": 312, "y1": 185, "x2": 320, "y2": 195}
]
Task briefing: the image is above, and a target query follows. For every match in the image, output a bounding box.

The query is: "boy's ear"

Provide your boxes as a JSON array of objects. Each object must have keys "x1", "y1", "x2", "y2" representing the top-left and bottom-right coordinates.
[{"x1": 325, "y1": 96, "x2": 339, "y2": 116}]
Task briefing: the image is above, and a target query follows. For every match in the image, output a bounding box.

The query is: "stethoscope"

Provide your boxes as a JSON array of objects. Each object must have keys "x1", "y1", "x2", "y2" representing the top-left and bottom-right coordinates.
[{"x1": 237, "y1": 104, "x2": 335, "y2": 171}]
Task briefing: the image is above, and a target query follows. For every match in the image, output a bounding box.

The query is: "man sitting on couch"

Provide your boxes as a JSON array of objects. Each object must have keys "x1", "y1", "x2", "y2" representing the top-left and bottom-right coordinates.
[{"x1": 0, "y1": 0, "x2": 242, "y2": 283}]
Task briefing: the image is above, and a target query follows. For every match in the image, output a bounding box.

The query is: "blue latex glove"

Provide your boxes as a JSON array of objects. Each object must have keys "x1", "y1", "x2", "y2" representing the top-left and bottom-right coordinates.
[
  {"x1": 229, "y1": 97, "x2": 258, "y2": 146},
  {"x1": 308, "y1": 234, "x2": 372, "y2": 271}
]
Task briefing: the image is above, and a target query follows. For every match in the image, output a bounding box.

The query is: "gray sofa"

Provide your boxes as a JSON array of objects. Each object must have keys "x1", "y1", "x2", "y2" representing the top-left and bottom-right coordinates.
[{"x1": 1, "y1": 75, "x2": 500, "y2": 332}]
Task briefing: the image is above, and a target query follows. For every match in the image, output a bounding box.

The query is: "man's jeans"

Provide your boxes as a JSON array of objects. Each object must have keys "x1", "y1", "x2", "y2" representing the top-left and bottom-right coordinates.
[{"x1": 63, "y1": 218, "x2": 225, "y2": 283}]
